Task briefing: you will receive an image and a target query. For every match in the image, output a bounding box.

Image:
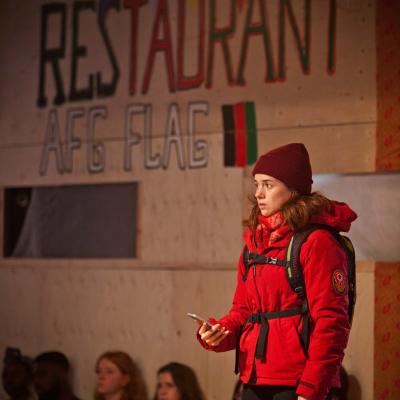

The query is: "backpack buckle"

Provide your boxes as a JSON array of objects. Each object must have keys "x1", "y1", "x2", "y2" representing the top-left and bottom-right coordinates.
[{"x1": 294, "y1": 286, "x2": 305, "y2": 298}]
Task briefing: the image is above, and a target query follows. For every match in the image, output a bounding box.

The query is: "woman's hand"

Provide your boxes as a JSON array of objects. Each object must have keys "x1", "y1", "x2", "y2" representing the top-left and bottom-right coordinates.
[
  {"x1": 198, "y1": 322, "x2": 230, "y2": 346},
  {"x1": 297, "y1": 397, "x2": 309, "y2": 400}
]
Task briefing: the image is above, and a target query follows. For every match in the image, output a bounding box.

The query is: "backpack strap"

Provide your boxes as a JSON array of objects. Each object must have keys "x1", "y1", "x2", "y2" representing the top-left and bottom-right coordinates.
[
  {"x1": 289, "y1": 224, "x2": 356, "y2": 325},
  {"x1": 235, "y1": 225, "x2": 356, "y2": 374},
  {"x1": 338, "y1": 235, "x2": 356, "y2": 324},
  {"x1": 242, "y1": 246, "x2": 251, "y2": 282},
  {"x1": 242, "y1": 246, "x2": 289, "y2": 282},
  {"x1": 285, "y1": 223, "x2": 356, "y2": 351},
  {"x1": 286, "y1": 224, "x2": 330, "y2": 352},
  {"x1": 286, "y1": 225, "x2": 322, "y2": 293}
]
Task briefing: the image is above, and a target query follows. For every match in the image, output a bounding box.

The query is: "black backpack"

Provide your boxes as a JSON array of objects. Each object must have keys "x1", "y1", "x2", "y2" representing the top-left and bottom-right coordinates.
[{"x1": 241, "y1": 223, "x2": 356, "y2": 351}]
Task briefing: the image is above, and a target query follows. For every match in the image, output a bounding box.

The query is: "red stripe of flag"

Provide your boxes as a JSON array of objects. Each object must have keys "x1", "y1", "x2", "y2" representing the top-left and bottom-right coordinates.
[{"x1": 234, "y1": 102, "x2": 247, "y2": 167}]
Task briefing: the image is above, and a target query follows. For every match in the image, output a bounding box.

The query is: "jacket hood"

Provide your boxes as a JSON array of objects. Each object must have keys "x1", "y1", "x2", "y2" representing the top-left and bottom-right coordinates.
[
  {"x1": 311, "y1": 200, "x2": 357, "y2": 233},
  {"x1": 243, "y1": 200, "x2": 357, "y2": 251}
]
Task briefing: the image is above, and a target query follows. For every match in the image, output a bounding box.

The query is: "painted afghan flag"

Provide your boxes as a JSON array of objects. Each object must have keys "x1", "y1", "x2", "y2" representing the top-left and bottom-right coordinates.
[{"x1": 222, "y1": 102, "x2": 258, "y2": 167}]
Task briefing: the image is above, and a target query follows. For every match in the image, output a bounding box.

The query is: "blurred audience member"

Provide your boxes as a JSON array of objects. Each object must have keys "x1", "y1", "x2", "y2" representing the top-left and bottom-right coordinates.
[
  {"x1": 33, "y1": 351, "x2": 80, "y2": 400},
  {"x1": 95, "y1": 351, "x2": 148, "y2": 400},
  {"x1": 153, "y1": 362, "x2": 205, "y2": 400},
  {"x1": 2, "y1": 348, "x2": 35, "y2": 400},
  {"x1": 231, "y1": 380, "x2": 243, "y2": 400},
  {"x1": 331, "y1": 366, "x2": 362, "y2": 400}
]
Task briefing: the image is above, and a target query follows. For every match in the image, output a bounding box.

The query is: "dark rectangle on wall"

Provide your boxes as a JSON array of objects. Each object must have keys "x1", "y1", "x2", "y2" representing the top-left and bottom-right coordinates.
[
  {"x1": 5, "y1": 183, "x2": 138, "y2": 258},
  {"x1": 222, "y1": 105, "x2": 236, "y2": 166},
  {"x1": 234, "y1": 103, "x2": 247, "y2": 167},
  {"x1": 245, "y1": 102, "x2": 257, "y2": 165},
  {"x1": 3, "y1": 188, "x2": 32, "y2": 257}
]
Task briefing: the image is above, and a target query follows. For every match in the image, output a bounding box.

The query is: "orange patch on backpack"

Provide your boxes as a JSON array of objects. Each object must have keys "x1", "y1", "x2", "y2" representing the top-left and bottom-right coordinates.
[{"x1": 332, "y1": 270, "x2": 347, "y2": 295}]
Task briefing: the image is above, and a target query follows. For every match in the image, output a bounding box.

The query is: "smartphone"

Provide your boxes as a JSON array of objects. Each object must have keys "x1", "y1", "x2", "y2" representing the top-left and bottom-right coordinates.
[{"x1": 187, "y1": 313, "x2": 213, "y2": 328}]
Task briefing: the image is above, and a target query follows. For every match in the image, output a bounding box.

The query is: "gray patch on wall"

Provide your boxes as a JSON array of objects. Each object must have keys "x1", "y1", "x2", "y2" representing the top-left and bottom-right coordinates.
[
  {"x1": 11, "y1": 183, "x2": 137, "y2": 258},
  {"x1": 313, "y1": 173, "x2": 400, "y2": 261}
]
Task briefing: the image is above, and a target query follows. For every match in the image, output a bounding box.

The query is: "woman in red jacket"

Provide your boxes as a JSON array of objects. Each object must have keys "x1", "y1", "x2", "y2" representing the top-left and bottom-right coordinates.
[{"x1": 196, "y1": 143, "x2": 357, "y2": 400}]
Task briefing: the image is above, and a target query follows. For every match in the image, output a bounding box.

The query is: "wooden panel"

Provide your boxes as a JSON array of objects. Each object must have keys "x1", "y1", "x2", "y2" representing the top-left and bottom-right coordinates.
[
  {"x1": 311, "y1": 173, "x2": 400, "y2": 262},
  {"x1": 376, "y1": 1, "x2": 400, "y2": 170},
  {"x1": 0, "y1": 266, "x2": 238, "y2": 400},
  {"x1": 0, "y1": 267, "x2": 43, "y2": 354},
  {"x1": 0, "y1": 0, "x2": 382, "y2": 265},
  {"x1": 374, "y1": 262, "x2": 400, "y2": 400},
  {"x1": 343, "y1": 261, "x2": 375, "y2": 400},
  {"x1": 139, "y1": 163, "x2": 244, "y2": 264},
  {"x1": 0, "y1": 188, "x2": 3, "y2": 257},
  {"x1": 0, "y1": 134, "x2": 244, "y2": 264},
  {"x1": 257, "y1": 122, "x2": 376, "y2": 173},
  {"x1": 0, "y1": 0, "x2": 377, "y2": 185},
  {"x1": 0, "y1": 260, "x2": 387, "y2": 400}
]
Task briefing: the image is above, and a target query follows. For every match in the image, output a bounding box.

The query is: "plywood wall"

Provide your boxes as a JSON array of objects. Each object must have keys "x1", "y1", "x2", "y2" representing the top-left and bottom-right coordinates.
[
  {"x1": 374, "y1": 263, "x2": 400, "y2": 400},
  {"x1": 0, "y1": 263, "x2": 238, "y2": 399},
  {"x1": 376, "y1": 0, "x2": 400, "y2": 170},
  {"x1": 1, "y1": 1, "x2": 400, "y2": 400},
  {"x1": 0, "y1": 0, "x2": 378, "y2": 189},
  {"x1": 0, "y1": 0, "x2": 382, "y2": 265},
  {"x1": 0, "y1": 261, "x2": 379, "y2": 400}
]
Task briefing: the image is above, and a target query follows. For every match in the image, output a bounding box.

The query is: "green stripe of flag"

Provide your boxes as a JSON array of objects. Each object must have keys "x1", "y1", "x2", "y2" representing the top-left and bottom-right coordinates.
[{"x1": 245, "y1": 102, "x2": 257, "y2": 165}]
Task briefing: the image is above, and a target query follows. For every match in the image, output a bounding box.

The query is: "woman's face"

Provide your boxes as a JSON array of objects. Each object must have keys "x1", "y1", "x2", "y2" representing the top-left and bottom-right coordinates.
[
  {"x1": 156, "y1": 372, "x2": 180, "y2": 400},
  {"x1": 95, "y1": 358, "x2": 129, "y2": 398},
  {"x1": 254, "y1": 174, "x2": 292, "y2": 217}
]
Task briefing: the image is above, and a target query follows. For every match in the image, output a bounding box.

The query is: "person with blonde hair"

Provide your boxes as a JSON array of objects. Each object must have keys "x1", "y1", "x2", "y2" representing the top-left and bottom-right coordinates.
[
  {"x1": 194, "y1": 143, "x2": 357, "y2": 400},
  {"x1": 94, "y1": 351, "x2": 148, "y2": 400}
]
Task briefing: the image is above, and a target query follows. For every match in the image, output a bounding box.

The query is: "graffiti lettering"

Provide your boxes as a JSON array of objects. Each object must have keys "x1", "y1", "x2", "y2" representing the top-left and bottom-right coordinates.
[
  {"x1": 40, "y1": 107, "x2": 106, "y2": 175},
  {"x1": 37, "y1": 1, "x2": 337, "y2": 107},
  {"x1": 124, "y1": 102, "x2": 209, "y2": 171},
  {"x1": 40, "y1": 102, "x2": 210, "y2": 175},
  {"x1": 65, "y1": 108, "x2": 84, "y2": 173},
  {"x1": 87, "y1": 106, "x2": 106, "y2": 173},
  {"x1": 237, "y1": 0, "x2": 275, "y2": 85},
  {"x1": 123, "y1": 0, "x2": 148, "y2": 95},
  {"x1": 37, "y1": 3, "x2": 67, "y2": 107},
  {"x1": 124, "y1": 104, "x2": 143, "y2": 171},
  {"x1": 278, "y1": 0, "x2": 311, "y2": 80},
  {"x1": 40, "y1": 109, "x2": 65, "y2": 175},
  {"x1": 188, "y1": 102, "x2": 209, "y2": 169},
  {"x1": 37, "y1": 0, "x2": 120, "y2": 107}
]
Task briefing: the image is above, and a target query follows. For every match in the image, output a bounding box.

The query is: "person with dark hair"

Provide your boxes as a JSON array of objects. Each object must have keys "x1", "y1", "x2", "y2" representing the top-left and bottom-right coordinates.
[
  {"x1": 153, "y1": 362, "x2": 206, "y2": 400},
  {"x1": 231, "y1": 380, "x2": 244, "y2": 400},
  {"x1": 94, "y1": 351, "x2": 148, "y2": 400},
  {"x1": 329, "y1": 367, "x2": 349, "y2": 400},
  {"x1": 194, "y1": 143, "x2": 357, "y2": 400},
  {"x1": 2, "y1": 347, "x2": 35, "y2": 400},
  {"x1": 33, "y1": 351, "x2": 80, "y2": 400}
]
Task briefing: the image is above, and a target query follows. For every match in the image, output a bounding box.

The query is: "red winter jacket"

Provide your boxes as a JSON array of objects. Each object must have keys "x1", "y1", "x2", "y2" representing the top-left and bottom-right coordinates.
[{"x1": 198, "y1": 201, "x2": 357, "y2": 400}]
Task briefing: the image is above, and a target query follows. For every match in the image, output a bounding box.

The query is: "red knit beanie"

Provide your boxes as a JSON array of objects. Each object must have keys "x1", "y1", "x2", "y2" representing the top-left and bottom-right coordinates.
[{"x1": 252, "y1": 143, "x2": 313, "y2": 194}]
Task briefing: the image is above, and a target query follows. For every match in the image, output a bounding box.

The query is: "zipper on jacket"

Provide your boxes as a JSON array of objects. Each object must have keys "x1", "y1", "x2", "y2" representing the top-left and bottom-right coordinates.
[{"x1": 252, "y1": 264, "x2": 263, "y2": 311}]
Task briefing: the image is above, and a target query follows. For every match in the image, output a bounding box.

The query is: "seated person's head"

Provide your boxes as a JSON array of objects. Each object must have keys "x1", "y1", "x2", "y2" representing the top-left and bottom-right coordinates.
[
  {"x1": 232, "y1": 380, "x2": 243, "y2": 400},
  {"x1": 154, "y1": 362, "x2": 205, "y2": 400},
  {"x1": 33, "y1": 351, "x2": 70, "y2": 400},
  {"x1": 2, "y1": 347, "x2": 33, "y2": 400},
  {"x1": 95, "y1": 351, "x2": 148, "y2": 400}
]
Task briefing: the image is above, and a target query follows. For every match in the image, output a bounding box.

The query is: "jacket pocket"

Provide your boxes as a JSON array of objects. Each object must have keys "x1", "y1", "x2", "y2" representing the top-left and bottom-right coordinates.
[
  {"x1": 282, "y1": 318, "x2": 308, "y2": 367},
  {"x1": 238, "y1": 323, "x2": 256, "y2": 372},
  {"x1": 254, "y1": 318, "x2": 306, "y2": 379}
]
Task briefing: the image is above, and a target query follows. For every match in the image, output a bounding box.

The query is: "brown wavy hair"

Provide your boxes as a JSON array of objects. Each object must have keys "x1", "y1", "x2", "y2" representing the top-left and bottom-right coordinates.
[
  {"x1": 94, "y1": 351, "x2": 148, "y2": 400},
  {"x1": 153, "y1": 362, "x2": 206, "y2": 400},
  {"x1": 244, "y1": 191, "x2": 331, "y2": 232}
]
